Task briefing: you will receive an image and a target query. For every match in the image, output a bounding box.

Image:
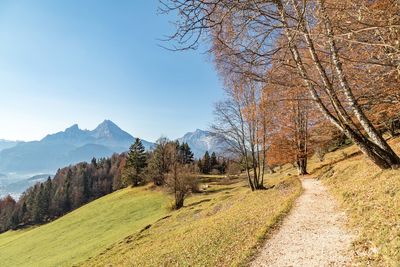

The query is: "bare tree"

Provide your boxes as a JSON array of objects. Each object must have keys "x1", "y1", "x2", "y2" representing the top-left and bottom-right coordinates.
[
  {"x1": 161, "y1": 0, "x2": 400, "y2": 169},
  {"x1": 212, "y1": 78, "x2": 268, "y2": 191}
]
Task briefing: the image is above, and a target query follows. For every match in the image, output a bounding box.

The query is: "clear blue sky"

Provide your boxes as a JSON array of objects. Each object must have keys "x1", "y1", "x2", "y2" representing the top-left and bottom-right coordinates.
[{"x1": 0, "y1": 0, "x2": 223, "y2": 142}]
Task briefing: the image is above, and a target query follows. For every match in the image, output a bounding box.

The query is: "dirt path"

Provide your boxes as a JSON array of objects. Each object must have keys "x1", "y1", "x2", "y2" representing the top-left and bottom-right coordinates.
[{"x1": 251, "y1": 178, "x2": 353, "y2": 267}]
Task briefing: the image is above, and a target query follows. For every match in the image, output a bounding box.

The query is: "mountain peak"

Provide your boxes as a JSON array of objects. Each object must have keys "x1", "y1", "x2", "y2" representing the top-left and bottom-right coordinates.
[
  {"x1": 100, "y1": 119, "x2": 116, "y2": 126},
  {"x1": 92, "y1": 120, "x2": 132, "y2": 140},
  {"x1": 65, "y1": 124, "x2": 80, "y2": 132}
]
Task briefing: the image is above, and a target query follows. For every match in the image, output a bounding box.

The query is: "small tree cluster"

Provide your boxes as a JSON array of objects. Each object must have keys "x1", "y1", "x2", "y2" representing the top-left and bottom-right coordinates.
[
  {"x1": 146, "y1": 138, "x2": 197, "y2": 209},
  {"x1": 197, "y1": 151, "x2": 227, "y2": 175}
]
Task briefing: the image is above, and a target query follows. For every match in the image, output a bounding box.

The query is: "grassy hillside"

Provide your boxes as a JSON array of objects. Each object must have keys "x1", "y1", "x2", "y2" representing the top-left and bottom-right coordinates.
[
  {"x1": 312, "y1": 137, "x2": 400, "y2": 266},
  {"x1": 0, "y1": 187, "x2": 168, "y2": 267},
  {"x1": 82, "y1": 174, "x2": 301, "y2": 266},
  {"x1": 0, "y1": 171, "x2": 301, "y2": 266}
]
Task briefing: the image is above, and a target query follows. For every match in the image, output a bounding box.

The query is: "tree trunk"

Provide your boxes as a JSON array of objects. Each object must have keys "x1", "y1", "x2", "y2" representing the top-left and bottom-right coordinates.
[
  {"x1": 276, "y1": 0, "x2": 400, "y2": 170},
  {"x1": 318, "y1": 0, "x2": 400, "y2": 167},
  {"x1": 296, "y1": 157, "x2": 308, "y2": 175}
]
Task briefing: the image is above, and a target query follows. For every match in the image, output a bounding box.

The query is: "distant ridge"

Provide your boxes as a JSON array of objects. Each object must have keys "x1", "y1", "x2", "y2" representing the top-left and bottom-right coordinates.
[
  {"x1": 0, "y1": 120, "x2": 154, "y2": 173},
  {"x1": 0, "y1": 140, "x2": 20, "y2": 152},
  {"x1": 177, "y1": 129, "x2": 226, "y2": 158}
]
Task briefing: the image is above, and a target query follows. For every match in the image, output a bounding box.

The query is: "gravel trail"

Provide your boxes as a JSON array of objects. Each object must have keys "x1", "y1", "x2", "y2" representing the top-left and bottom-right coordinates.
[{"x1": 251, "y1": 178, "x2": 353, "y2": 267}]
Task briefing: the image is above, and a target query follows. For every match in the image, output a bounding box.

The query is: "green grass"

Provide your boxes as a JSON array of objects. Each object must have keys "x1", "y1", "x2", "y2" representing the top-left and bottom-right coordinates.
[
  {"x1": 82, "y1": 175, "x2": 302, "y2": 266},
  {"x1": 312, "y1": 137, "x2": 400, "y2": 266},
  {"x1": 0, "y1": 186, "x2": 168, "y2": 267},
  {"x1": 0, "y1": 170, "x2": 302, "y2": 266}
]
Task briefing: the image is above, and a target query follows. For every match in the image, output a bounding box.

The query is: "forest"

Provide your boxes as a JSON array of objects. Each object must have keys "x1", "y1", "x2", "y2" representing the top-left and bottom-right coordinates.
[{"x1": 161, "y1": 0, "x2": 399, "y2": 186}]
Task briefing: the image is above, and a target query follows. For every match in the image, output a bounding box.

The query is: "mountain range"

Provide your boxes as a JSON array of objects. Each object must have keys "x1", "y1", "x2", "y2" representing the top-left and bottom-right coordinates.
[
  {"x1": 0, "y1": 121, "x2": 225, "y2": 173},
  {"x1": 0, "y1": 120, "x2": 152, "y2": 173}
]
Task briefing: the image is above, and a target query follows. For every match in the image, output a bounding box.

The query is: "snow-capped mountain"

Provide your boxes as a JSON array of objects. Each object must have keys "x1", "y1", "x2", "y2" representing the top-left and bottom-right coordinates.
[
  {"x1": 0, "y1": 120, "x2": 154, "y2": 173},
  {"x1": 177, "y1": 129, "x2": 226, "y2": 158}
]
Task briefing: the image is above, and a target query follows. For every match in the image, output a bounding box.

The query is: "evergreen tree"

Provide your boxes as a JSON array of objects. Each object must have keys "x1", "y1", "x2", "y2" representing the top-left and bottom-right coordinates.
[
  {"x1": 202, "y1": 151, "x2": 211, "y2": 174},
  {"x1": 179, "y1": 142, "x2": 194, "y2": 164},
  {"x1": 124, "y1": 138, "x2": 148, "y2": 186},
  {"x1": 91, "y1": 157, "x2": 97, "y2": 168},
  {"x1": 197, "y1": 159, "x2": 203, "y2": 173},
  {"x1": 210, "y1": 152, "x2": 218, "y2": 170}
]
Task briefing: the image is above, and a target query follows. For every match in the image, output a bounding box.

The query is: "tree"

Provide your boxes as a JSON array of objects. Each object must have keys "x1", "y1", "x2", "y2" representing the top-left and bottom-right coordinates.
[
  {"x1": 164, "y1": 142, "x2": 197, "y2": 209},
  {"x1": 162, "y1": 0, "x2": 400, "y2": 169},
  {"x1": 123, "y1": 138, "x2": 148, "y2": 186},
  {"x1": 210, "y1": 152, "x2": 218, "y2": 171},
  {"x1": 63, "y1": 169, "x2": 72, "y2": 213},
  {"x1": 202, "y1": 151, "x2": 211, "y2": 174},
  {"x1": 147, "y1": 137, "x2": 170, "y2": 186},
  {"x1": 197, "y1": 159, "x2": 203, "y2": 173},
  {"x1": 212, "y1": 79, "x2": 268, "y2": 191},
  {"x1": 178, "y1": 142, "x2": 194, "y2": 164}
]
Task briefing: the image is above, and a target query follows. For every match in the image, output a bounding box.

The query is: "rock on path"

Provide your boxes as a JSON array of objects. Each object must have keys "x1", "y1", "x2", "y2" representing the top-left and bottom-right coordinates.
[{"x1": 251, "y1": 178, "x2": 353, "y2": 267}]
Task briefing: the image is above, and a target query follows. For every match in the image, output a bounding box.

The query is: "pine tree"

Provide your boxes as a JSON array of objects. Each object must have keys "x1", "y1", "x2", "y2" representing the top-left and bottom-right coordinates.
[
  {"x1": 210, "y1": 152, "x2": 218, "y2": 171},
  {"x1": 179, "y1": 142, "x2": 194, "y2": 164},
  {"x1": 197, "y1": 159, "x2": 203, "y2": 173},
  {"x1": 124, "y1": 138, "x2": 148, "y2": 186},
  {"x1": 220, "y1": 158, "x2": 227, "y2": 174},
  {"x1": 202, "y1": 151, "x2": 211, "y2": 174}
]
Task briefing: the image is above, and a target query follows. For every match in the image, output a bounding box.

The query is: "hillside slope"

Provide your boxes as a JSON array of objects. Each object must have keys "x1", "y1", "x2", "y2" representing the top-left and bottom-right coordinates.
[
  {"x1": 0, "y1": 187, "x2": 167, "y2": 267},
  {"x1": 309, "y1": 137, "x2": 400, "y2": 266},
  {"x1": 0, "y1": 172, "x2": 301, "y2": 266},
  {"x1": 83, "y1": 175, "x2": 301, "y2": 266}
]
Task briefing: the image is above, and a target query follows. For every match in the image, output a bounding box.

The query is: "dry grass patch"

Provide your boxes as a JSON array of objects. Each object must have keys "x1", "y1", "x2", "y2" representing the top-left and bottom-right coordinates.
[
  {"x1": 314, "y1": 137, "x2": 400, "y2": 266},
  {"x1": 82, "y1": 175, "x2": 302, "y2": 267}
]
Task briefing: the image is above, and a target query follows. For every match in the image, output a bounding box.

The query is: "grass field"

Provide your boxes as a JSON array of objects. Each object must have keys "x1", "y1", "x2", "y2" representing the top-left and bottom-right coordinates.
[
  {"x1": 0, "y1": 186, "x2": 168, "y2": 267},
  {"x1": 0, "y1": 170, "x2": 301, "y2": 266},
  {"x1": 82, "y1": 174, "x2": 302, "y2": 266},
  {"x1": 312, "y1": 137, "x2": 400, "y2": 266}
]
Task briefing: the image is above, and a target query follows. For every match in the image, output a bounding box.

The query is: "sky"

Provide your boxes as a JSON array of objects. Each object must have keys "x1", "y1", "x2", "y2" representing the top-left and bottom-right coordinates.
[{"x1": 0, "y1": 0, "x2": 224, "y2": 142}]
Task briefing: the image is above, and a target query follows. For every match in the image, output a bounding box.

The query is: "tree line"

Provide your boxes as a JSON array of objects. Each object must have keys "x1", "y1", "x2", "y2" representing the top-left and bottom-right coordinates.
[
  {"x1": 0, "y1": 154, "x2": 125, "y2": 232},
  {"x1": 0, "y1": 138, "x2": 224, "y2": 233}
]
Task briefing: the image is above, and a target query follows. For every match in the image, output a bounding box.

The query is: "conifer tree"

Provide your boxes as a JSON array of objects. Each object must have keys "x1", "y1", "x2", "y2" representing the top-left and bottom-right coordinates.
[
  {"x1": 179, "y1": 142, "x2": 194, "y2": 164},
  {"x1": 123, "y1": 138, "x2": 148, "y2": 186},
  {"x1": 210, "y1": 152, "x2": 218, "y2": 171},
  {"x1": 197, "y1": 159, "x2": 203, "y2": 173},
  {"x1": 202, "y1": 151, "x2": 211, "y2": 174}
]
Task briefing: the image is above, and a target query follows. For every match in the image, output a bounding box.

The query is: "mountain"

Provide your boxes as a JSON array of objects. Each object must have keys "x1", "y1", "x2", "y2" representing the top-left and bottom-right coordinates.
[
  {"x1": 0, "y1": 139, "x2": 20, "y2": 152},
  {"x1": 177, "y1": 129, "x2": 226, "y2": 158},
  {"x1": 0, "y1": 120, "x2": 154, "y2": 173}
]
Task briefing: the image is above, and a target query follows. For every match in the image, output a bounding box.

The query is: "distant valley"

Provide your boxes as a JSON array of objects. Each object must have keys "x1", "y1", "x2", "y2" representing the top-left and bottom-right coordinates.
[{"x1": 0, "y1": 121, "x2": 225, "y2": 198}]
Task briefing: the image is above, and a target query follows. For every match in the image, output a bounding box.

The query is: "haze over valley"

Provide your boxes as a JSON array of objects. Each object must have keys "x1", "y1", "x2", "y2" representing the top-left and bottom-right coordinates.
[{"x1": 0, "y1": 120, "x2": 224, "y2": 198}]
